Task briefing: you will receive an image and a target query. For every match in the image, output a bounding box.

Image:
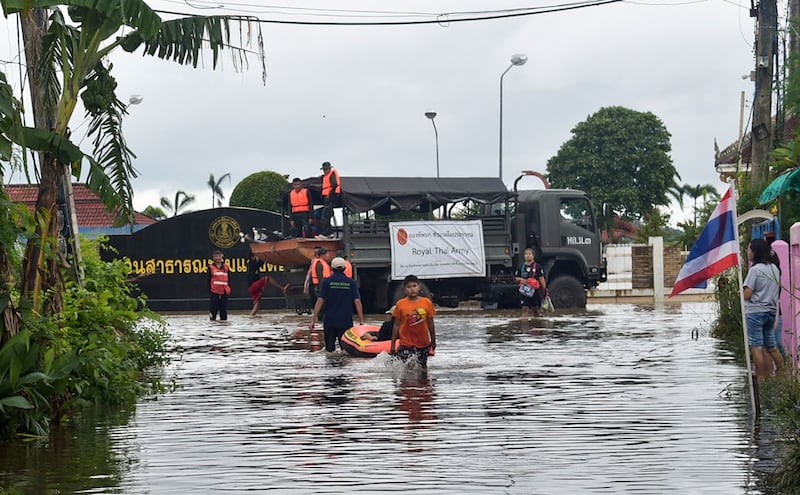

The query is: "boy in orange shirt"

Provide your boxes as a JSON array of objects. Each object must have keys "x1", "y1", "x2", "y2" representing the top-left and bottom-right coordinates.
[{"x1": 390, "y1": 274, "x2": 437, "y2": 367}]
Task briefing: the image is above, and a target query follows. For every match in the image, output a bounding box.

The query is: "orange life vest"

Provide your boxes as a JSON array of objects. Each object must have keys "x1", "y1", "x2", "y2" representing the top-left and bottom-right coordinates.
[
  {"x1": 344, "y1": 260, "x2": 353, "y2": 279},
  {"x1": 209, "y1": 263, "x2": 230, "y2": 295},
  {"x1": 310, "y1": 257, "x2": 331, "y2": 285},
  {"x1": 290, "y1": 188, "x2": 311, "y2": 213},
  {"x1": 322, "y1": 169, "x2": 341, "y2": 197}
]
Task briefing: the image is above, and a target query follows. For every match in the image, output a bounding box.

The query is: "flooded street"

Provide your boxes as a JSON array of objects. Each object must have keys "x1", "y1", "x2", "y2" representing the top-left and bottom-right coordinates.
[{"x1": 0, "y1": 302, "x2": 773, "y2": 494}]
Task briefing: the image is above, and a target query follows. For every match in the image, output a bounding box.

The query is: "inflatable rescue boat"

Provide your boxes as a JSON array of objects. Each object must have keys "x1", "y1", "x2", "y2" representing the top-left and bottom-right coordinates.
[{"x1": 340, "y1": 325, "x2": 389, "y2": 358}]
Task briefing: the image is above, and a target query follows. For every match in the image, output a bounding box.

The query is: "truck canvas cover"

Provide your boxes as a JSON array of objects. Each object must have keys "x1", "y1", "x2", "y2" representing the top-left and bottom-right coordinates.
[{"x1": 286, "y1": 176, "x2": 514, "y2": 213}]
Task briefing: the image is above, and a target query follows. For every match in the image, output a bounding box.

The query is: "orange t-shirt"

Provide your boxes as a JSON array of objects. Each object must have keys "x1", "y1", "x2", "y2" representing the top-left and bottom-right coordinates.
[{"x1": 392, "y1": 297, "x2": 435, "y2": 348}]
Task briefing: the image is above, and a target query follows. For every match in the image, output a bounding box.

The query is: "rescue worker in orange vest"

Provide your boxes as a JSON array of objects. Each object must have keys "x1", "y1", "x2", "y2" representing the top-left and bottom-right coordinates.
[
  {"x1": 208, "y1": 249, "x2": 231, "y2": 321},
  {"x1": 336, "y1": 250, "x2": 354, "y2": 279},
  {"x1": 317, "y1": 161, "x2": 341, "y2": 239},
  {"x1": 304, "y1": 247, "x2": 332, "y2": 316},
  {"x1": 289, "y1": 177, "x2": 312, "y2": 238}
]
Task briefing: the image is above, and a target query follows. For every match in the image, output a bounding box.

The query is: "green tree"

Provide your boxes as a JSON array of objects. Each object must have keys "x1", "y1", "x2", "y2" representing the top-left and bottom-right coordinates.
[
  {"x1": 207, "y1": 172, "x2": 231, "y2": 208},
  {"x1": 141, "y1": 205, "x2": 166, "y2": 220},
  {"x1": 0, "y1": 0, "x2": 265, "y2": 316},
  {"x1": 547, "y1": 106, "x2": 680, "y2": 221},
  {"x1": 229, "y1": 171, "x2": 288, "y2": 213},
  {"x1": 160, "y1": 191, "x2": 195, "y2": 217}
]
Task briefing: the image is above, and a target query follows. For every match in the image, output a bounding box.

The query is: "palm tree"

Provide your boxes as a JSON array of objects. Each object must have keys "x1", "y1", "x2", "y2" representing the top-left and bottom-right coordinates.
[
  {"x1": 160, "y1": 191, "x2": 196, "y2": 217},
  {"x1": 207, "y1": 173, "x2": 231, "y2": 208},
  {"x1": 1, "y1": 0, "x2": 266, "y2": 315},
  {"x1": 681, "y1": 184, "x2": 720, "y2": 227}
]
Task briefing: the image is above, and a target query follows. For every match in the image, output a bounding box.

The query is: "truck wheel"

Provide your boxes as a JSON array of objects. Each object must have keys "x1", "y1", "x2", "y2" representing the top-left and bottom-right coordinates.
[{"x1": 548, "y1": 275, "x2": 586, "y2": 309}]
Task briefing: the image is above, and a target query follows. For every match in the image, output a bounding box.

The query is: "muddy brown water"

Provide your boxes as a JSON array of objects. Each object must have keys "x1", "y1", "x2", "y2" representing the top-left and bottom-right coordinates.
[{"x1": 0, "y1": 303, "x2": 779, "y2": 494}]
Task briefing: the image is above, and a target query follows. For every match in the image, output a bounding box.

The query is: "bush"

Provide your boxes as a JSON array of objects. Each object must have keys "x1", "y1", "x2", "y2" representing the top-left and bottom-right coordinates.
[
  {"x1": 229, "y1": 171, "x2": 288, "y2": 212},
  {"x1": 0, "y1": 238, "x2": 171, "y2": 437}
]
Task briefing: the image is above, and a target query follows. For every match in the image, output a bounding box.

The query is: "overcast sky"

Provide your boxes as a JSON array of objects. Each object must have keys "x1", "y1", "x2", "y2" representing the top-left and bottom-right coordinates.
[{"x1": 1, "y1": 0, "x2": 757, "y2": 222}]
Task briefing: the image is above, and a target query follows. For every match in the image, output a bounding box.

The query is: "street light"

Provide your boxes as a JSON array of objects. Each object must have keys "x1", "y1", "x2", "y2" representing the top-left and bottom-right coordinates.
[
  {"x1": 499, "y1": 53, "x2": 527, "y2": 181},
  {"x1": 425, "y1": 111, "x2": 440, "y2": 178}
]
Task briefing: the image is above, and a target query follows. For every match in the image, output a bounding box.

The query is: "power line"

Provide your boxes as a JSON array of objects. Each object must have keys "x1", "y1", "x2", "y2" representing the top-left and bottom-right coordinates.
[{"x1": 153, "y1": 0, "x2": 624, "y2": 26}]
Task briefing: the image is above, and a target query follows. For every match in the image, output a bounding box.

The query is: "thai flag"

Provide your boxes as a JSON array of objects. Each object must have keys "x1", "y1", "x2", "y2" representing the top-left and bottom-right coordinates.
[{"x1": 670, "y1": 185, "x2": 739, "y2": 297}]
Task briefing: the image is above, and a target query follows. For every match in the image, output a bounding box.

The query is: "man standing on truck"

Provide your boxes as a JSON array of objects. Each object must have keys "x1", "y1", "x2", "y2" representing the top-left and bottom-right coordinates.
[
  {"x1": 317, "y1": 161, "x2": 341, "y2": 239},
  {"x1": 289, "y1": 177, "x2": 312, "y2": 238}
]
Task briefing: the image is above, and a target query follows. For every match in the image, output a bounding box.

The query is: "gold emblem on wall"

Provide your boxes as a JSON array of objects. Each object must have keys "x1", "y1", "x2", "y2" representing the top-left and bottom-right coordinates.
[{"x1": 209, "y1": 216, "x2": 241, "y2": 248}]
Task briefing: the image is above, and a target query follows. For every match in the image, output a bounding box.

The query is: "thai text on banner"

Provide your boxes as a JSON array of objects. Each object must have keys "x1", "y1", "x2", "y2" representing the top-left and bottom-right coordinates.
[{"x1": 389, "y1": 220, "x2": 486, "y2": 279}]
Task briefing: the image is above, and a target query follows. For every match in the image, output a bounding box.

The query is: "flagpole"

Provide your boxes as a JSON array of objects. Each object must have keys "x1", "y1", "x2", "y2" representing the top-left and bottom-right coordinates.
[{"x1": 730, "y1": 179, "x2": 759, "y2": 418}]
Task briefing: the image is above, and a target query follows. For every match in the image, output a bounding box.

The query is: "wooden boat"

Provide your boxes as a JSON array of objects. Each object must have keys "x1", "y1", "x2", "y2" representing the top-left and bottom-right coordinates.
[{"x1": 248, "y1": 238, "x2": 342, "y2": 268}]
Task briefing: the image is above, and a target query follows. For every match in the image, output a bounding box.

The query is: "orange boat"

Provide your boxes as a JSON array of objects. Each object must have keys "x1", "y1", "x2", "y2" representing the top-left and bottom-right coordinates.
[
  {"x1": 248, "y1": 238, "x2": 342, "y2": 268},
  {"x1": 340, "y1": 325, "x2": 388, "y2": 358}
]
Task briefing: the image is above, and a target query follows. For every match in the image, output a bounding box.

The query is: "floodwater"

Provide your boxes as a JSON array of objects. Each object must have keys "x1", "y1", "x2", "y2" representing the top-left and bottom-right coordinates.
[{"x1": 0, "y1": 303, "x2": 779, "y2": 494}]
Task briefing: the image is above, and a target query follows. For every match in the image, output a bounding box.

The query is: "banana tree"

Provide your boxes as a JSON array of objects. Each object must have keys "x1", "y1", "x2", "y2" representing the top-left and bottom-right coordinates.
[
  {"x1": 0, "y1": 69, "x2": 98, "y2": 341},
  {"x1": 0, "y1": 0, "x2": 265, "y2": 316}
]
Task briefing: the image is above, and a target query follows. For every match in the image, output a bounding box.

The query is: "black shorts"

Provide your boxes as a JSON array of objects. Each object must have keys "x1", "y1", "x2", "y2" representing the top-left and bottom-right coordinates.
[
  {"x1": 397, "y1": 346, "x2": 430, "y2": 368},
  {"x1": 520, "y1": 291, "x2": 542, "y2": 308}
]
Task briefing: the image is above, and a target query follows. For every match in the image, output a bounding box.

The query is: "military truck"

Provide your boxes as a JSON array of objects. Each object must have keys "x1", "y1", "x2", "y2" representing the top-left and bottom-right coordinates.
[{"x1": 255, "y1": 172, "x2": 606, "y2": 312}]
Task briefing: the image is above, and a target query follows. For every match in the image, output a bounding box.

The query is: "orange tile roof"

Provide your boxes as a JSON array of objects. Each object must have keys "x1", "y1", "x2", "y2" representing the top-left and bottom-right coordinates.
[{"x1": 5, "y1": 183, "x2": 156, "y2": 228}]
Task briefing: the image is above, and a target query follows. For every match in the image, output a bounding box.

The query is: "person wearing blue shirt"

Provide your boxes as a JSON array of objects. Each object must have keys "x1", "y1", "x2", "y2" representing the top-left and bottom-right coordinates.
[{"x1": 309, "y1": 257, "x2": 364, "y2": 352}]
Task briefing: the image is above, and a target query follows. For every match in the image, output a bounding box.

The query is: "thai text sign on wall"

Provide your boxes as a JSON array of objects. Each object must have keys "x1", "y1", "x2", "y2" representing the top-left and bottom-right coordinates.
[{"x1": 389, "y1": 220, "x2": 486, "y2": 280}]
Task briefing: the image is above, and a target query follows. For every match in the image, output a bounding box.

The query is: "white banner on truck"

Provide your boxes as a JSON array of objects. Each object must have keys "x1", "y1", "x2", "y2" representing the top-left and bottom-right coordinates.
[{"x1": 389, "y1": 220, "x2": 486, "y2": 279}]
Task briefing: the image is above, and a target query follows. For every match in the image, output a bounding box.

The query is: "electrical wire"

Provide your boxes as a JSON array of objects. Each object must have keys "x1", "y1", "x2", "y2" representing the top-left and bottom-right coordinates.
[{"x1": 153, "y1": 0, "x2": 624, "y2": 25}]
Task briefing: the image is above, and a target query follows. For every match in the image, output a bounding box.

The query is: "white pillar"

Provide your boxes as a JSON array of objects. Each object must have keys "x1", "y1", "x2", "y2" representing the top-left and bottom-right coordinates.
[{"x1": 649, "y1": 236, "x2": 665, "y2": 304}]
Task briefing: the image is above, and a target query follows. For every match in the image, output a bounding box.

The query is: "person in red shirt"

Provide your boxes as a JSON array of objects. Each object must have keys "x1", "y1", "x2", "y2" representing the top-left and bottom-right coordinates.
[
  {"x1": 390, "y1": 274, "x2": 436, "y2": 367},
  {"x1": 247, "y1": 253, "x2": 289, "y2": 316}
]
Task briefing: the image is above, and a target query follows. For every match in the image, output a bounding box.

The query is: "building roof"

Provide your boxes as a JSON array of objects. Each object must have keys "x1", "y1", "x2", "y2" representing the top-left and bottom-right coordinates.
[
  {"x1": 715, "y1": 114, "x2": 799, "y2": 177},
  {"x1": 5, "y1": 183, "x2": 157, "y2": 229}
]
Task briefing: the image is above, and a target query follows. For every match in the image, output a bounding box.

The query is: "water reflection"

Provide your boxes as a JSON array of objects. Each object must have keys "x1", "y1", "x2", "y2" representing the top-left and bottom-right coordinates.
[
  {"x1": 0, "y1": 303, "x2": 781, "y2": 494},
  {"x1": 396, "y1": 370, "x2": 437, "y2": 426}
]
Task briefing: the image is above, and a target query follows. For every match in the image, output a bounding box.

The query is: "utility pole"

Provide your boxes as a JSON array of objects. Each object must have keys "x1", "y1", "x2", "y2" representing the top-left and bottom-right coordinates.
[{"x1": 751, "y1": 0, "x2": 778, "y2": 190}]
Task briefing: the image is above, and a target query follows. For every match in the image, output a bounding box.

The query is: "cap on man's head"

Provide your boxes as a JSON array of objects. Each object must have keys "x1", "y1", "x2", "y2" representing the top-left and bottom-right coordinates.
[
  {"x1": 331, "y1": 257, "x2": 346, "y2": 270},
  {"x1": 403, "y1": 274, "x2": 419, "y2": 286},
  {"x1": 314, "y1": 247, "x2": 328, "y2": 256},
  {"x1": 321, "y1": 161, "x2": 331, "y2": 170},
  {"x1": 385, "y1": 304, "x2": 396, "y2": 315},
  {"x1": 292, "y1": 177, "x2": 302, "y2": 184}
]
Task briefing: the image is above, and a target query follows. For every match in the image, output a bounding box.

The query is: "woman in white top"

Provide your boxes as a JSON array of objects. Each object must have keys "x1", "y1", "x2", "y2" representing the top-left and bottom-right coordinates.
[{"x1": 743, "y1": 238, "x2": 784, "y2": 377}]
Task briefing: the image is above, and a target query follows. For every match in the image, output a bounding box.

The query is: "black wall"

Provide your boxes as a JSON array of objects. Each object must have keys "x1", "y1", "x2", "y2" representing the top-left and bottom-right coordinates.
[{"x1": 104, "y1": 207, "x2": 287, "y2": 312}]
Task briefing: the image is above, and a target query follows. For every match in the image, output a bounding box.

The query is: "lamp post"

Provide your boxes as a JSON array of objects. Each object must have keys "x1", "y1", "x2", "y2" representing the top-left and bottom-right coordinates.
[
  {"x1": 499, "y1": 53, "x2": 527, "y2": 181},
  {"x1": 425, "y1": 111, "x2": 440, "y2": 178}
]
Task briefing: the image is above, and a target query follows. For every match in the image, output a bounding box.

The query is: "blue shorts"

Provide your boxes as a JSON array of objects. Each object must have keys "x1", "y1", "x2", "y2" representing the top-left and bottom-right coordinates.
[{"x1": 746, "y1": 311, "x2": 777, "y2": 348}]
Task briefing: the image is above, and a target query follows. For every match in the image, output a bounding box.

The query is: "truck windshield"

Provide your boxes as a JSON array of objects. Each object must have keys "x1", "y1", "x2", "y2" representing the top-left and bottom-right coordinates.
[{"x1": 559, "y1": 198, "x2": 594, "y2": 232}]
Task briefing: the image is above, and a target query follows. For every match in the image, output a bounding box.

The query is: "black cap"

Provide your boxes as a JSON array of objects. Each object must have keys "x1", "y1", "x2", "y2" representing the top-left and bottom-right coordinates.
[{"x1": 321, "y1": 161, "x2": 331, "y2": 169}]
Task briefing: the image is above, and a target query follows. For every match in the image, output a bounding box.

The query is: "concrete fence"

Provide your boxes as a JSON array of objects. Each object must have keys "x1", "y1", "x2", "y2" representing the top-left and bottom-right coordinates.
[
  {"x1": 589, "y1": 237, "x2": 713, "y2": 304},
  {"x1": 590, "y1": 235, "x2": 798, "y2": 366}
]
